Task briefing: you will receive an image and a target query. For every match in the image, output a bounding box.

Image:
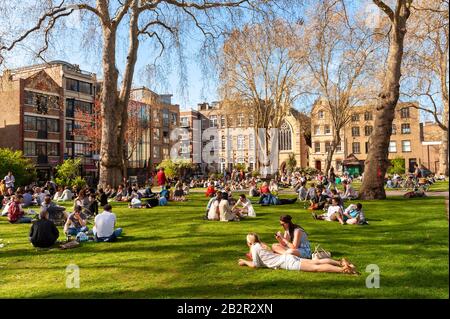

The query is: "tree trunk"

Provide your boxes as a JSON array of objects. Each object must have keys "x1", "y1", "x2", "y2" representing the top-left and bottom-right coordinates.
[
  {"x1": 359, "y1": 1, "x2": 410, "y2": 200},
  {"x1": 98, "y1": 25, "x2": 123, "y2": 188},
  {"x1": 324, "y1": 134, "x2": 341, "y2": 174},
  {"x1": 439, "y1": 125, "x2": 448, "y2": 176}
]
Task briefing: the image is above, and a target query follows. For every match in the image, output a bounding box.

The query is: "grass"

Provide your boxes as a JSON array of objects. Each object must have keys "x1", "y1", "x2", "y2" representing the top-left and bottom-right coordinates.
[{"x1": 0, "y1": 192, "x2": 448, "y2": 299}]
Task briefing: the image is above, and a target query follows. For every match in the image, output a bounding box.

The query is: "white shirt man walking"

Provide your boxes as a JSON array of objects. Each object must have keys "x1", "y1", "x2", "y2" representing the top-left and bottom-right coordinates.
[
  {"x1": 93, "y1": 204, "x2": 123, "y2": 242},
  {"x1": 4, "y1": 171, "x2": 15, "y2": 189}
]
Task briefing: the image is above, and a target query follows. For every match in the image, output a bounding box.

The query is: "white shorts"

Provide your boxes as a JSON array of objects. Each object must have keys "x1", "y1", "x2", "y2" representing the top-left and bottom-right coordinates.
[{"x1": 281, "y1": 254, "x2": 302, "y2": 271}]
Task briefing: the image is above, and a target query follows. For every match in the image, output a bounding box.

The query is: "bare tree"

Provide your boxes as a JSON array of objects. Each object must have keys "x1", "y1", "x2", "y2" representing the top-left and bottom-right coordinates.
[
  {"x1": 303, "y1": 0, "x2": 381, "y2": 174},
  {"x1": 402, "y1": 0, "x2": 449, "y2": 176},
  {"x1": 0, "y1": 0, "x2": 279, "y2": 187},
  {"x1": 359, "y1": 0, "x2": 413, "y2": 200},
  {"x1": 219, "y1": 18, "x2": 306, "y2": 174}
]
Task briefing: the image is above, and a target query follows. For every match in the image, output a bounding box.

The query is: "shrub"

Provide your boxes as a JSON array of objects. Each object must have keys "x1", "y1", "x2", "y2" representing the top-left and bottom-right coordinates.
[
  {"x1": 388, "y1": 158, "x2": 406, "y2": 175},
  {"x1": 55, "y1": 158, "x2": 84, "y2": 187},
  {"x1": 0, "y1": 148, "x2": 36, "y2": 186}
]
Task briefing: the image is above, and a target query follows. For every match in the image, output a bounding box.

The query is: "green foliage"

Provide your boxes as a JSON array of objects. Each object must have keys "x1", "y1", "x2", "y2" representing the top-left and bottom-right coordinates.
[
  {"x1": 286, "y1": 153, "x2": 297, "y2": 172},
  {"x1": 299, "y1": 166, "x2": 318, "y2": 176},
  {"x1": 234, "y1": 163, "x2": 246, "y2": 171},
  {"x1": 55, "y1": 158, "x2": 85, "y2": 187},
  {"x1": 388, "y1": 158, "x2": 406, "y2": 175},
  {"x1": 157, "y1": 159, "x2": 196, "y2": 179},
  {"x1": 252, "y1": 171, "x2": 260, "y2": 178},
  {"x1": 0, "y1": 148, "x2": 36, "y2": 186}
]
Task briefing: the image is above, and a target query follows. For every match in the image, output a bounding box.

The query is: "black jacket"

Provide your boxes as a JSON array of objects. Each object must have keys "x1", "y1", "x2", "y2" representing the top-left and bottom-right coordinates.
[{"x1": 29, "y1": 219, "x2": 59, "y2": 248}]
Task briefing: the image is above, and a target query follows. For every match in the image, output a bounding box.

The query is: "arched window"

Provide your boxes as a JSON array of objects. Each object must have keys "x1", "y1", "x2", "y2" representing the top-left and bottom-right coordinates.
[{"x1": 279, "y1": 121, "x2": 292, "y2": 151}]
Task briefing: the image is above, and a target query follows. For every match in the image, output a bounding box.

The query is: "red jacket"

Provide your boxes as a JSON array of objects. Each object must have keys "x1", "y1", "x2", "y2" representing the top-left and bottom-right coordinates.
[
  {"x1": 157, "y1": 171, "x2": 166, "y2": 186},
  {"x1": 206, "y1": 186, "x2": 215, "y2": 197}
]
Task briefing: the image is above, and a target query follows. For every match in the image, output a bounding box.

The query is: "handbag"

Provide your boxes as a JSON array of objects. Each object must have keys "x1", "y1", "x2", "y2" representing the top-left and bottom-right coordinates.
[{"x1": 312, "y1": 244, "x2": 331, "y2": 259}]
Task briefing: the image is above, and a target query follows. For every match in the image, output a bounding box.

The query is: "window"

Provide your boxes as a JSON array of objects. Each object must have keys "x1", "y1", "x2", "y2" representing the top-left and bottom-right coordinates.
[
  {"x1": 162, "y1": 148, "x2": 169, "y2": 159},
  {"x1": 47, "y1": 143, "x2": 60, "y2": 156},
  {"x1": 389, "y1": 141, "x2": 397, "y2": 153},
  {"x1": 237, "y1": 114, "x2": 245, "y2": 127},
  {"x1": 74, "y1": 143, "x2": 87, "y2": 156},
  {"x1": 171, "y1": 113, "x2": 177, "y2": 125},
  {"x1": 402, "y1": 140, "x2": 411, "y2": 152},
  {"x1": 153, "y1": 146, "x2": 160, "y2": 158},
  {"x1": 279, "y1": 121, "x2": 292, "y2": 151},
  {"x1": 153, "y1": 110, "x2": 160, "y2": 123},
  {"x1": 351, "y1": 113, "x2": 360, "y2": 122},
  {"x1": 314, "y1": 142, "x2": 321, "y2": 153},
  {"x1": 162, "y1": 109, "x2": 169, "y2": 126},
  {"x1": 248, "y1": 115, "x2": 254, "y2": 126},
  {"x1": 336, "y1": 142, "x2": 342, "y2": 152},
  {"x1": 221, "y1": 135, "x2": 226, "y2": 150},
  {"x1": 65, "y1": 142, "x2": 74, "y2": 157},
  {"x1": 66, "y1": 78, "x2": 93, "y2": 95},
  {"x1": 364, "y1": 111, "x2": 373, "y2": 121},
  {"x1": 400, "y1": 107, "x2": 410, "y2": 119},
  {"x1": 401, "y1": 123, "x2": 411, "y2": 134},
  {"x1": 25, "y1": 91, "x2": 59, "y2": 112},
  {"x1": 209, "y1": 115, "x2": 218, "y2": 128},
  {"x1": 237, "y1": 135, "x2": 245, "y2": 150},
  {"x1": 365, "y1": 142, "x2": 369, "y2": 154},
  {"x1": 325, "y1": 141, "x2": 331, "y2": 152},
  {"x1": 228, "y1": 116, "x2": 234, "y2": 127},
  {"x1": 352, "y1": 142, "x2": 361, "y2": 154},
  {"x1": 318, "y1": 110, "x2": 324, "y2": 119},
  {"x1": 364, "y1": 125, "x2": 373, "y2": 136},
  {"x1": 24, "y1": 141, "x2": 36, "y2": 156},
  {"x1": 249, "y1": 134, "x2": 255, "y2": 149},
  {"x1": 314, "y1": 125, "x2": 320, "y2": 135},
  {"x1": 153, "y1": 128, "x2": 160, "y2": 141},
  {"x1": 324, "y1": 125, "x2": 331, "y2": 135},
  {"x1": 180, "y1": 116, "x2": 189, "y2": 127},
  {"x1": 351, "y1": 127, "x2": 360, "y2": 137},
  {"x1": 221, "y1": 116, "x2": 226, "y2": 127},
  {"x1": 392, "y1": 124, "x2": 397, "y2": 135},
  {"x1": 24, "y1": 116, "x2": 36, "y2": 131},
  {"x1": 47, "y1": 119, "x2": 60, "y2": 133},
  {"x1": 163, "y1": 130, "x2": 169, "y2": 144}
]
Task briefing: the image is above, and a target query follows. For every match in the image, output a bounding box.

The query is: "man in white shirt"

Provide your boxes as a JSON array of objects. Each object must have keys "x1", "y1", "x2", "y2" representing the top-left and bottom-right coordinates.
[
  {"x1": 4, "y1": 171, "x2": 15, "y2": 189},
  {"x1": 93, "y1": 204, "x2": 123, "y2": 242}
]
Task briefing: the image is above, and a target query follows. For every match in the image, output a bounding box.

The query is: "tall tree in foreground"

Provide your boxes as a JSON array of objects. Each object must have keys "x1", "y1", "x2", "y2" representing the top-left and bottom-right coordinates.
[
  {"x1": 359, "y1": 0, "x2": 413, "y2": 200},
  {"x1": 303, "y1": 0, "x2": 380, "y2": 174},
  {"x1": 402, "y1": 0, "x2": 449, "y2": 176},
  {"x1": 0, "y1": 0, "x2": 278, "y2": 187},
  {"x1": 219, "y1": 19, "x2": 306, "y2": 175}
]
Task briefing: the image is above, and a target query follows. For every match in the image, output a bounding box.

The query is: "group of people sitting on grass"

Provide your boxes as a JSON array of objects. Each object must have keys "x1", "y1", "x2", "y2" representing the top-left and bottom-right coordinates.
[
  {"x1": 238, "y1": 215, "x2": 358, "y2": 274},
  {"x1": 205, "y1": 191, "x2": 256, "y2": 222}
]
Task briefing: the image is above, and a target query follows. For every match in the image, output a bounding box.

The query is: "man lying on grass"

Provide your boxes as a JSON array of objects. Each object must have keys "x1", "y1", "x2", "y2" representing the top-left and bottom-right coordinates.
[{"x1": 238, "y1": 233, "x2": 358, "y2": 274}]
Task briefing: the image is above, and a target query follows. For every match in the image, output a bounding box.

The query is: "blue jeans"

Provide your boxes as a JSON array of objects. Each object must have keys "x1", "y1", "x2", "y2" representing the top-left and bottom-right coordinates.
[
  {"x1": 67, "y1": 226, "x2": 89, "y2": 236},
  {"x1": 17, "y1": 217, "x2": 32, "y2": 223},
  {"x1": 94, "y1": 228, "x2": 123, "y2": 242}
]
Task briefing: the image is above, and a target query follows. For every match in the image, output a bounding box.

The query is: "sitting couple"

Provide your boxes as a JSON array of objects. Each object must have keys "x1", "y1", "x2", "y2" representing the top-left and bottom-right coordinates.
[
  {"x1": 312, "y1": 200, "x2": 367, "y2": 225},
  {"x1": 206, "y1": 191, "x2": 246, "y2": 222},
  {"x1": 238, "y1": 232, "x2": 358, "y2": 274},
  {"x1": 65, "y1": 204, "x2": 122, "y2": 242}
]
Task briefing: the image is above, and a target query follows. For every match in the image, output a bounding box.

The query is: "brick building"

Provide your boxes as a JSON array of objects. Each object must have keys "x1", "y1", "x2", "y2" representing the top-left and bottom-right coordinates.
[
  {"x1": 310, "y1": 99, "x2": 431, "y2": 175},
  {"x1": 0, "y1": 61, "x2": 97, "y2": 182}
]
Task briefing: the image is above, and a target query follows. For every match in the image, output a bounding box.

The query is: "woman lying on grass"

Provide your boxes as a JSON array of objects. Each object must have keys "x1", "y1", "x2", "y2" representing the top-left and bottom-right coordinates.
[{"x1": 238, "y1": 233, "x2": 358, "y2": 274}]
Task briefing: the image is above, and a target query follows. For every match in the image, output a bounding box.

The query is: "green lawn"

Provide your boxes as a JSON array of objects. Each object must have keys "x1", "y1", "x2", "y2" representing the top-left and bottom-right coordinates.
[{"x1": 0, "y1": 193, "x2": 448, "y2": 299}]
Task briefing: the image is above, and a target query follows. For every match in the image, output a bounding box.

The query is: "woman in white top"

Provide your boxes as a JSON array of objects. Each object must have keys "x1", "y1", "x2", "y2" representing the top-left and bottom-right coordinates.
[
  {"x1": 60, "y1": 186, "x2": 73, "y2": 201},
  {"x1": 53, "y1": 187, "x2": 64, "y2": 201},
  {"x1": 207, "y1": 192, "x2": 221, "y2": 221},
  {"x1": 238, "y1": 233, "x2": 357, "y2": 274},
  {"x1": 269, "y1": 180, "x2": 279, "y2": 196},
  {"x1": 232, "y1": 194, "x2": 256, "y2": 217},
  {"x1": 313, "y1": 197, "x2": 344, "y2": 224}
]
